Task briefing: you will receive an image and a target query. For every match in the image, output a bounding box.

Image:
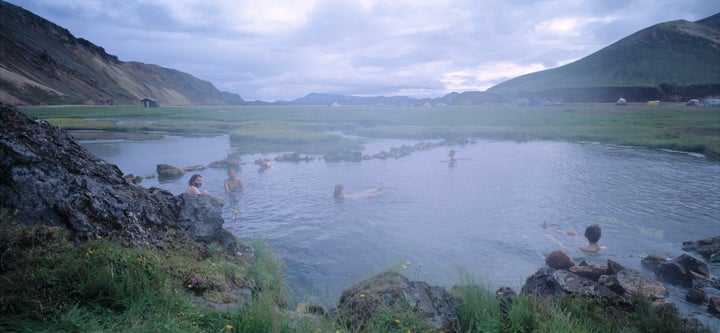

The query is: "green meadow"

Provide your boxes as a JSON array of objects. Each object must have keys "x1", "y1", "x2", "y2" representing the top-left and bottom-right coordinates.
[
  {"x1": 8, "y1": 105, "x2": 718, "y2": 331},
  {"x1": 20, "y1": 103, "x2": 720, "y2": 158}
]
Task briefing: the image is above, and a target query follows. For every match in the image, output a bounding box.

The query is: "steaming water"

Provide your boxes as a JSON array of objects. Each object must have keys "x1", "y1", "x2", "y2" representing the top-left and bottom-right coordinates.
[{"x1": 80, "y1": 135, "x2": 720, "y2": 327}]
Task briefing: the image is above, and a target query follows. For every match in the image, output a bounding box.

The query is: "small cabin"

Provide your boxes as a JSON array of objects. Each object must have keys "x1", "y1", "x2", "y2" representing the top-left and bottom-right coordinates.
[{"x1": 141, "y1": 98, "x2": 159, "y2": 108}]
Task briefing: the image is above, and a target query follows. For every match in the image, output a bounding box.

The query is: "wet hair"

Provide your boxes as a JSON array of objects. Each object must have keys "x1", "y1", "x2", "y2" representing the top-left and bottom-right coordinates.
[
  {"x1": 188, "y1": 174, "x2": 202, "y2": 186},
  {"x1": 333, "y1": 184, "x2": 344, "y2": 199},
  {"x1": 584, "y1": 224, "x2": 601, "y2": 243}
]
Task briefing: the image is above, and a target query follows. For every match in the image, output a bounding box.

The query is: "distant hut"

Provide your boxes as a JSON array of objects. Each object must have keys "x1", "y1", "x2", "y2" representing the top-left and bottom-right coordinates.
[
  {"x1": 615, "y1": 97, "x2": 627, "y2": 105},
  {"x1": 141, "y1": 98, "x2": 159, "y2": 108}
]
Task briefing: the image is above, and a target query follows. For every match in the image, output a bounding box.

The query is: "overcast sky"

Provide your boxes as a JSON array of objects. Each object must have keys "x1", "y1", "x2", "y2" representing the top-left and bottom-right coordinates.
[{"x1": 7, "y1": 0, "x2": 718, "y2": 102}]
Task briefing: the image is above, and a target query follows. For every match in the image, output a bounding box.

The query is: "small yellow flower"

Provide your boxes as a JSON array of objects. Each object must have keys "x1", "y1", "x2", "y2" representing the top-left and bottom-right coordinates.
[
  {"x1": 317, "y1": 328, "x2": 322, "y2": 333},
  {"x1": 401, "y1": 264, "x2": 407, "y2": 269},
  {"x1": 406, "y1": 261, "x2": 411, "y2": 265},
  {"x1": 96, "y1": 235, "x2": 102, "y2": 240},
  {"x1": 226, "y1": 324, "x2": 233, "y2": 329},
  {"x1": 395, "y1": 319, "x2": 400, "y2": 324},
  {"x1": 359, "y1": 293, "x2": 366, "y2": 298},
  {"x1": 187, "y1": 284, "x2": 193, "y2": 288},
  {"x1": 233, "y1": 209, "x2": 239, "y2": 214}
]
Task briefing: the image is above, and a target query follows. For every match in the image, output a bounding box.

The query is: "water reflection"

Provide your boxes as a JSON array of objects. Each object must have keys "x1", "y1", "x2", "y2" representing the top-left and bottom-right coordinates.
[{"x1": 81, "y1": 136, "x2": 720, "y2": 326}]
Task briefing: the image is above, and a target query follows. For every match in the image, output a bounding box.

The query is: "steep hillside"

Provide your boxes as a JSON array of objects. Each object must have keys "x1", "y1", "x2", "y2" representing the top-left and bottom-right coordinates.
[
  {"x1": 0, "y1": 1, "x2": 243, "y2": 106},
  {"x1": 487, "y1": 13, "x2": 720, "y2": 102}
]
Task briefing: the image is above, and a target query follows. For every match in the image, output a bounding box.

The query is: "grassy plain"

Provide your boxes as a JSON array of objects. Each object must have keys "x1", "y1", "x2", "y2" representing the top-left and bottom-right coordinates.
[{"x1": 21, "y1": 103, "x2": 720, "y2": 158}]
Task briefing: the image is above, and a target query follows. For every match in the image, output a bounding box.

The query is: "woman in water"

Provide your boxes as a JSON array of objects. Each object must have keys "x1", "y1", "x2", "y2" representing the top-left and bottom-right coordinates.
[
  {"x1": 223, "y1": 169, "x2": 246, "y2": 193},
  {"x1": 185, "y1": 174, "x2": 209, "y2": 195},
  {"x1": 333, "y1": 182, "x2": 384, "y2": 199}
]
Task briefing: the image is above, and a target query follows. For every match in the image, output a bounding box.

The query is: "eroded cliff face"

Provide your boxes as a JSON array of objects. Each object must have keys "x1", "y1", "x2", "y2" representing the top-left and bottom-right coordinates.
[
  {"x1": 0, "y1": 1, "x2": 244, "y2": 106},
  {"x1": 0, "y1": 104, "x2": 234, "y2": 251}
]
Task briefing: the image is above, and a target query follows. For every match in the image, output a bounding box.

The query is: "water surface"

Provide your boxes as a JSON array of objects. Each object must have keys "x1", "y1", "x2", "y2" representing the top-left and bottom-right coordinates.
[{"x1": 81, "y1": 135, "x2": 720, "y2": 327}]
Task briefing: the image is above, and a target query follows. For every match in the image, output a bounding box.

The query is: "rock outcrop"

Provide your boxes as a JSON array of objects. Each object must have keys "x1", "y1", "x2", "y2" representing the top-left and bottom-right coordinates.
[
  {"x1": 0, "y1": 104, "x2": 233, "y2": 249},
  {"x1": 682, "y1": 237, "x2": 720, "y2": 262},
  {"x1": 336, "y1": 270, "x2": 459, "y2": 332},
  {"x1": 641, "y1": 253, "x2": 710, "y2": 288},
  {"x1": 178, "y1": 194, "x2": 236, "y2": 252},
  {"x1": 521, "y1": 267, "x2": 620, "y2": 299},
  {"x1": 531, "y1": 250, "x2": 667, "y2": 301}
]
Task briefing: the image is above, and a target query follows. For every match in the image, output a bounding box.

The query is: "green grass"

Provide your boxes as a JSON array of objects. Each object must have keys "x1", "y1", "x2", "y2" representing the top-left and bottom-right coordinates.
[
  {"x1": 20, "y1": 104, "x2": 720, "y2": 158},
  {"x1": 0, "y1": 211, "x2": 711, "y2": 332}
]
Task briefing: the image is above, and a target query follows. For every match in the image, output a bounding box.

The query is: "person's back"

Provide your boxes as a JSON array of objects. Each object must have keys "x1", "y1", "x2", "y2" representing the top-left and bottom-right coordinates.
[{"x1": 579, "y1": 224, "x2": 606, "y2": 252}]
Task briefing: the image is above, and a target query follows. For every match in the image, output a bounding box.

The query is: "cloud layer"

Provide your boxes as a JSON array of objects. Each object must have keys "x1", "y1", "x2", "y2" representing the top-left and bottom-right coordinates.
[{"x1": 7, "y1": 0, "x2": 718, "y2": 101}]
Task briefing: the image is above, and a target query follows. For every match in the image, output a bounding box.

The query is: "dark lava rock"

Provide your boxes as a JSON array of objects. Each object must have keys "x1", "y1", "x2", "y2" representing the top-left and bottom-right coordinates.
[
  {"x1": 0, "y1": 103, "x2": 234, "y2": 249},
  {"x1": 686, "y1": 288, "x2": 708, "y2": 304},
  {"x1": 682, "y1": 236, "x2": 720, "y2": 262},
  {"x1": 545, "y1": 250, "x2": 575, "y2": 270},
  {"x1": 521, "y1": 268, "x2": 619, "y2": 299},
  {"x1": 336, "y1": 270, "x2": 459, "y2": 332}
]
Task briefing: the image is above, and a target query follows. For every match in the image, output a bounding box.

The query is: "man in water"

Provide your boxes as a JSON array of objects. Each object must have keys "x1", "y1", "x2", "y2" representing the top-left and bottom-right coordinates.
[
  {"x1": 579, "y1": 224, "x2": 607, "y2": 252},
  {"x1": 185, "y1": 174, "x2": 209, "y2": 195}
]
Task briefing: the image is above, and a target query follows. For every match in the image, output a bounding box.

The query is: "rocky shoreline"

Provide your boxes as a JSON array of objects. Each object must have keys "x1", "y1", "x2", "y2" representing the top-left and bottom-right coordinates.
[{"x1": 2, "y1": 103, "x2": 718, "y2": 331}]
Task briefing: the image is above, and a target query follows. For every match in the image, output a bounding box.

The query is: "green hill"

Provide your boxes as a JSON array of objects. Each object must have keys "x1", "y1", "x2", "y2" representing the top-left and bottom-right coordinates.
[{"x1": 487, "y1": 13, "x2": 720, "y2": 102}]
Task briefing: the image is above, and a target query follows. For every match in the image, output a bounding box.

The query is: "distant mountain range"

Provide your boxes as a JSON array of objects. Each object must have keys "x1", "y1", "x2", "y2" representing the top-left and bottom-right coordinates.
[{"x1": 0, "y1": 0, "x2": 717, "y2": 106}]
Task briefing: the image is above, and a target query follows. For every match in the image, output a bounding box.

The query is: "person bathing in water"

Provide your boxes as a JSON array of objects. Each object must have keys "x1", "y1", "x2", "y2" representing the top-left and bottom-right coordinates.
[
  {"x1": 333, "y1": 182, "x2": 384, "y2": 199},
  {"x1": 185, "y1": 174, "x2": 209, "y2": 195},
  {"x1": 543, "y1": 220, "x2": 606, "y2": 252},
  {"x1": 579, "y1": 224, "x2": 607, "y2": 253},
  {"x1": 223, "y1": 168, "x2": 245, "y2": 193}
]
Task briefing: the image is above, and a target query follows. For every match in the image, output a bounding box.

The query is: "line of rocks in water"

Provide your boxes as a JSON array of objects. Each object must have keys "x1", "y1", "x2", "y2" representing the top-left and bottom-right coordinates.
[{"x1": 142, "y1": 138, "x2": 476, "y2": 182}]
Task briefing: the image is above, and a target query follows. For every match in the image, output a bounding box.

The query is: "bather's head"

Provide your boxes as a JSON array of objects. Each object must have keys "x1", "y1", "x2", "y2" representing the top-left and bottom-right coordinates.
[
  {"x1": 333, "y1": 184, "x2": 345, "y2": 199},
  {"x1": 584, "y1": 224, "x2": 602, "y2": 243},
  {"x1": 189, "y1": 174, "x2": 203, "y2": 187}
]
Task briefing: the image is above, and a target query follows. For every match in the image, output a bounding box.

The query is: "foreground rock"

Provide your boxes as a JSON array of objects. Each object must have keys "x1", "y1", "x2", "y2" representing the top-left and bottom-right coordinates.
[
  {"x1": 532, "y1": 251, "x2": 668, "y2": 300},
  {"x1": 179, "y1": 194, "x2": 236, "y2": 252},
  {"x1": 642, "y1": 253, "x2": 711, "y2": 288},
  {"x1": 521, "y1": 267, "x2": 620, "y2": 299},
  {"x1": 0, "y1": 104, "x2": 233, "y2": 249},
  {"x1": 682, "y1": 237, "x2": 720, "y2": 262},
  {"x1": 336, "y1": 270, "x2": 459, "y2": 332}
]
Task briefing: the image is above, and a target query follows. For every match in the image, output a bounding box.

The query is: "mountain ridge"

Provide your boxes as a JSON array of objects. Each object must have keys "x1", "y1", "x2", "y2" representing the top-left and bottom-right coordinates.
[
  {"x1": 487, "y1": 13, "x2": 720, "y2": 102},
  {"x1": 0, "y1": 1, "x2": 244, "y2": 106},
  {"x1": 1, "y1": 0, "x2": 718, "y2": 106}
]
